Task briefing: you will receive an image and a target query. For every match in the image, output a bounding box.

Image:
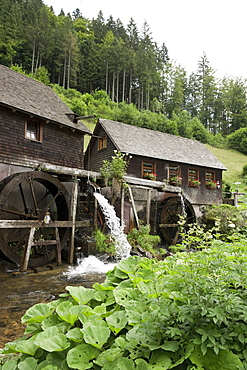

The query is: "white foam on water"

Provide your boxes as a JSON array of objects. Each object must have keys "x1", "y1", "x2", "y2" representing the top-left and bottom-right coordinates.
[
  {"x1": 65, "y1": 255, "x2": 116, "y2": 277},
  {"x1": 94, "y1": 192, "x2": 131, "y2": 260},
  {"x1": 66, "y1": 192, "x2": 131, "y2": 277}
]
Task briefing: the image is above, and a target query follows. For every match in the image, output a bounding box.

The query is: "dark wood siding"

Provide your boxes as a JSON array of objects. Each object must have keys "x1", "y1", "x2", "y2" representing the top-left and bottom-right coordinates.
[
  {"x1": 0, "y1": 107, "x2": 84, "y2": 169},
  {"x1": 85, "y1": 126, "x2": 116, "y2": 171}
]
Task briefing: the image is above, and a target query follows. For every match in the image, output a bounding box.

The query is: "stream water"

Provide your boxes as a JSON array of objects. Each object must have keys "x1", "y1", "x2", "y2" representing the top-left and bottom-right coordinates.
[
  {"x1": 0, "y1": 258, "x2": 111, "y2": 348},
  {"x1": 0, "y1": 192, "x2": 130, "y2": 348}
]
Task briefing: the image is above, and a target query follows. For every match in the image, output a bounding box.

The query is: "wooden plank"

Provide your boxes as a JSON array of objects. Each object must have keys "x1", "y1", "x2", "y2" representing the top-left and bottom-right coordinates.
[
  {"x1": 0, "y1": 220, "x2": 90, "y2": 228},
  {"x1": 159, "y1": 224, "x2": 180, "y2": 228},
  {"x1": 55, "y1": 227, "x2": 62, "y2": 266},
  {"x1": 121, "y1": 186, "x2": 125, "y2": 227},
  {"x1": 146, "y1": 188, "x2": 152, "y2": 225},
  {"x1": 128, "y1": 185, "x2": 139, "y2": 229},
  {"x1": 69, "y1": 177, "x2": 79, "y2": 264},
  {"x1": 20, "y1": 227, "x2": 35, "y2": 272}
]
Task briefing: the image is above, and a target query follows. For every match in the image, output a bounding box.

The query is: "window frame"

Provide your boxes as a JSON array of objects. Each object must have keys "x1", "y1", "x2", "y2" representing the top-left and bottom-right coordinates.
[
  {"x1": 205, "y1": 171, "x2": 216, "y2": 189},
  {"x1": 188, "y1": 168, "x2": 200, "y2": 187},
  {"x1": 168, "y1": 165, "x2": 180, "y2": 181},
  {"x1": 142, "y1": 161, "x2": 156, "y2": 178},
  {"x1": 98, "y1": 136, "x2": 107, "y2": 151},
  {"x1": 25, "y1": 119, "x2": 43, "y2": 142}
]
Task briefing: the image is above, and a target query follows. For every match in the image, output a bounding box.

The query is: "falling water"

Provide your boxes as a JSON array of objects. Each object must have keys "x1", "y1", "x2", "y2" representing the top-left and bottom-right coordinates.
[{"x1": 94, "y1": 192, "x2": 132, "y2": 260}]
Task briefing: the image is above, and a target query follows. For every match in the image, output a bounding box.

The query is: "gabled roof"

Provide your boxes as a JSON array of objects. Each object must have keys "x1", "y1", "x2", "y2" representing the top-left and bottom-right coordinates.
[
  {"x1": 98, "y1": 119, "x2": 227, "y2": 170},
  {"x1": 0, "y1": 65, "x2": 91, "y2": 134}
]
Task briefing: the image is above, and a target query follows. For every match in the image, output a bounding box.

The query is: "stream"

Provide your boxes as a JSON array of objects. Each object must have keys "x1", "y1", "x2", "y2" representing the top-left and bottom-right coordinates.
[{"x1": 0, "y1": 256, "x2": 115, "y2": 348}]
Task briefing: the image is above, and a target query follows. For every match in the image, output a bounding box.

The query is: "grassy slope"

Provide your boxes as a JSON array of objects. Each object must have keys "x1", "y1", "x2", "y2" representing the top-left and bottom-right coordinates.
[{"x1": 204, "y1": 144, "x2": 247, "y2": 206}]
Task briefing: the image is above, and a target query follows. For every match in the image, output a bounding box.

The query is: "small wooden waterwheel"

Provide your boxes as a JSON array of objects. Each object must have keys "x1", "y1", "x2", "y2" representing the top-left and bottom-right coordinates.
[
  {"x1": 0, "y1": 171, "x2": 71, "y2": 267},
  {"x1": 159, "y1": 196, "x2": 196, "y2": 245}
]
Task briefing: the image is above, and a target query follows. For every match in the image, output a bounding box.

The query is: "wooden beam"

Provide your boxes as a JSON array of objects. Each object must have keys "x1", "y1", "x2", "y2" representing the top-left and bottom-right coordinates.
[
  {"x1": 128, "y1": 185, "x2": 139, "y2": 229},
  {"x1": 55, "y1": 227, "x2": 62, "y2": 266},
  {"x1": 20, "y1": 227, "x2": 35, "y2": 272},
  {"x1": 146, "y1": 188, "x2": 152, "y2": 225},
  {"x1": 69, "y1": 177, "x2": 79, "y2": 264},
  {"x1": 121, "y1": 185, "x2": 125, "y2": 227},
  {"x1": 0, "y1": 220, "x2": 90, "y2": 228}
]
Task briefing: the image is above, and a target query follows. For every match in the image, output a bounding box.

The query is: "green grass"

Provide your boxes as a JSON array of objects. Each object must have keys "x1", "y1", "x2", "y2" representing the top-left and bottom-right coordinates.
[{"x1": 204, "y1": 144, "x2": 247, "y2": 207}]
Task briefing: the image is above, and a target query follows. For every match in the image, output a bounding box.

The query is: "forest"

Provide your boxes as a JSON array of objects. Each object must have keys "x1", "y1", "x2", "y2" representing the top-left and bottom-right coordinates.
[{"x1": 1, "y1": 0, "x2": 247, "y2": 153}]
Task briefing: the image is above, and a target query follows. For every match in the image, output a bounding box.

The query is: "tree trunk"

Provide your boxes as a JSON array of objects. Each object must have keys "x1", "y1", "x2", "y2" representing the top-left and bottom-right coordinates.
[
  {"x1": 129, "y1": 70, "x2": 132, "y2": 104},
  {"x1": 31, "y1": 40, "x2": 36, "y2": 74},
  {"x1": 105, "y1": 60, "x2": 108, "y2": 94},
  {"x1": 116, "y1": 73, "x2": 119, "y2": 103},
  {"x1": 63, "y1": 55, "x2": 67, "y2": 89},
  {"x1": 122, "y1": 68, "x2": 126, "y2": 102},
  {"x1": 112, "y1": 71, "x2": 115, "y2": 101},
  {"x1": 67, "y1": 49, "x2": 71, "y2": 89}
]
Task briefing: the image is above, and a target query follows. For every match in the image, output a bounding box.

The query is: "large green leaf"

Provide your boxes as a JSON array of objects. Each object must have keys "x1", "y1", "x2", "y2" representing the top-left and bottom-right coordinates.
[
  {"x1": 34, "y1": 327, "x2": 70, "y2": 352},
  {"x1": 1, "y1": 360, "x2": 18, "y2": 370},
  {"x1": 21, "y1": 303, "x2": 53, "y2": 323},
  {"x1": 66, "y1": 328, "x2": 84, "y2": 343},
  {"x1": 113, "y1": 288, "x2": 141, "y2": 308},
  {"x1": 106, "y1": 311, "x2": 128, "y2": 334},
  {"x1": 189, "y1": 346, "x2": 243, "y2": 370},
  {"x1": 17, "y1": 357, "x2": 38, "y2": 370},
  {"x1": 15, "y1": 338, "x2": 38, "y2": 355},
  {"x1": 66, "y1": 286, "x2": 95, "y2": 304},
  {"x1": 67, "y1": 344, "x2": 99, "y2": 370},
  {"x1": 94, "y1": 290, "x2": 116, "y2": 306},
  {"x1": 135, "y1": 359, "x2": 151, "y2": 369},
  {"x1": 102, "y1": 357, "x2": 136, "y2": 370},
  {"x1": 94, "y1": 348, "x2": 124, "y2": 367},
  {"x1": 149, "y1": 349, "x2": 172, "y2": 369},
  {"x1": 83, "y1": 322, "x2": 111, "y2": 349},
  {"x1": 56, "y1": 301, "x2": 83, "y2": 325}
]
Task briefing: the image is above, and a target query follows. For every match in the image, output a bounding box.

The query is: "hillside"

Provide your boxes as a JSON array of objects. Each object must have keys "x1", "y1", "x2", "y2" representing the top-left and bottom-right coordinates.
[{"x1": 204, "y1": 144, "x2": 247, "y2": 206}]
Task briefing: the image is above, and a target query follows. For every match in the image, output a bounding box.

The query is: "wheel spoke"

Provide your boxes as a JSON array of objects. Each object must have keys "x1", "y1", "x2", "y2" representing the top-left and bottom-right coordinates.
[{"x1": 29, "y1": 178, "x2": 39, "y2": 216}]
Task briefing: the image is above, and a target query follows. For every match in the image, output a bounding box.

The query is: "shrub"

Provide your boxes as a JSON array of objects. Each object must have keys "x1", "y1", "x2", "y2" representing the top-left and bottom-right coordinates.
[
  {"x1": 127, "y1": 225, "x2": 160, "y2": 256},
  {"x1": 202, "y1": 204, "x2": 246, "y2": 239},
  {"x1": 93, "y1": 229, "x2": 116, "y2": 256},
  {"x1": 2, "y1": 243, "x2": 247, "y2": 369},
  {"x1": 228, "y1": 127, "x2": 247, "y2": 155}
]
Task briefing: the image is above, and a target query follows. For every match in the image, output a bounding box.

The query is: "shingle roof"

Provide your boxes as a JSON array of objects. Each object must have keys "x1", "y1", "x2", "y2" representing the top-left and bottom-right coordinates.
[
  {"x1": 0, "y1": 65, "x2": 91, "y2": 134},
  {"x1": 98, "y1": 119, "x2": 227, "y2": 170}
]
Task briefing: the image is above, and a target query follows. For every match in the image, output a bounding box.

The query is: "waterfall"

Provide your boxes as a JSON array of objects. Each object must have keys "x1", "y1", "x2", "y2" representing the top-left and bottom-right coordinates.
[{"x1": 94, "y1": 192, "x2": 131, "y2": 260}]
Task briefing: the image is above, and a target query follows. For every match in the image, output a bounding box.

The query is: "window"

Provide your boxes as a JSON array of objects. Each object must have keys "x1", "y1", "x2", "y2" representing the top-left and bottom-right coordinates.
[
  {"x1": 142, "y1": 161, "x2": 156, "y2": 179},
  {"x1": 98, "y1": 136, "x2": 107, "y2": 150},
  {"x1": 25, "y1": 119, "x2": 42, "y2": 142},
  {"x1": 188, "y1": 169, "x2": 200, "y2": 187},
  {"x1": 205, "y1": 171, "x2": 216, "y2": 189},
  {"x1": 168, "y1": 165, "x2": 180, "y2": 180}
]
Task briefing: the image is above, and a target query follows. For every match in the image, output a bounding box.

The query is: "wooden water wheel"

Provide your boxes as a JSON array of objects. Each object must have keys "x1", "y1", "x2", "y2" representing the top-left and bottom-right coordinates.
[
  {"x1": 0, "y1": 171, "x2": 71, "y2": 267},
  {"x1": 159, "y1": 196, "x2": 196, "y2": 245}
]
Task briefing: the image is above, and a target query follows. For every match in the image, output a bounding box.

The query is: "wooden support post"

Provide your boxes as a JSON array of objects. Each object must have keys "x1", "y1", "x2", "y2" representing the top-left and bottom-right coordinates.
[
  {"x1": 69, "y1": 177, "x2": 79, "y2": 264},
  {"x1": 128, "y1": 185, "x2": 139, "y2": 229},
  {"x1": 121, "y1": 185, "x2": 125, "y2": 227},
  {"x1": 55, "y1": 227, "x2": 62, "y2": 266},
  {"x1": 20, "y1": 227, "x2": 35, "y2": 272},
  {"x1": 146, "y1": 189, "x2": 152, "y2": 225},
  {"x1": 93, "y1": 197, "x2": 98, "y2": 231}
]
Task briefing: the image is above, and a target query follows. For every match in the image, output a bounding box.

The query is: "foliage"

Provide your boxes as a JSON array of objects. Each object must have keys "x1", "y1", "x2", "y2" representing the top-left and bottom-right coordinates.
[
  {"x1": 202, "y1": 204, "x2": 246, "y2": 239},
  {"x1": 100, "y1": 151, "x2": 130, "y2": 181},
  {"x1": 189, "y1": 179, "x2": 201, "y2": 187},
  {"x1": 3, "y1": 241, "x2": 247, "y2": 368},
  {"x1": 93, "y1": 229, "x2": 116, "y2": 256},
  {"x1": 143, "y1": 172, "x2": 157, "y2": 181},
  {"x1": 228, "y1": 127, "x2": 247, "y2": 155},
  {"x1": 1, "y1": 0, "x2": 247, "y2": 141},
  {"x1": 242, "y1": 164, "x2": 247, "y2": 184},
  {"x1": 127, "y1": 225, "x2": 160, "y2": 256}
]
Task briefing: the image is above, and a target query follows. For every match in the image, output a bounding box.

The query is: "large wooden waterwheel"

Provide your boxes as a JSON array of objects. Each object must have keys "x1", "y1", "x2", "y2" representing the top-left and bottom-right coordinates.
[
  {"x1": 0, "y1": 171, "x2": 71, "y2": 267},
  {"x1": 159, "y1": 196, "x2": 196, "y2": 245}
]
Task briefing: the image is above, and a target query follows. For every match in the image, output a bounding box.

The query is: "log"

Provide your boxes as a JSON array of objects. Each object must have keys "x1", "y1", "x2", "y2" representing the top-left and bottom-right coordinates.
[{"x1": 0, "y1": 220, "x2": 90, "y2": 228}]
